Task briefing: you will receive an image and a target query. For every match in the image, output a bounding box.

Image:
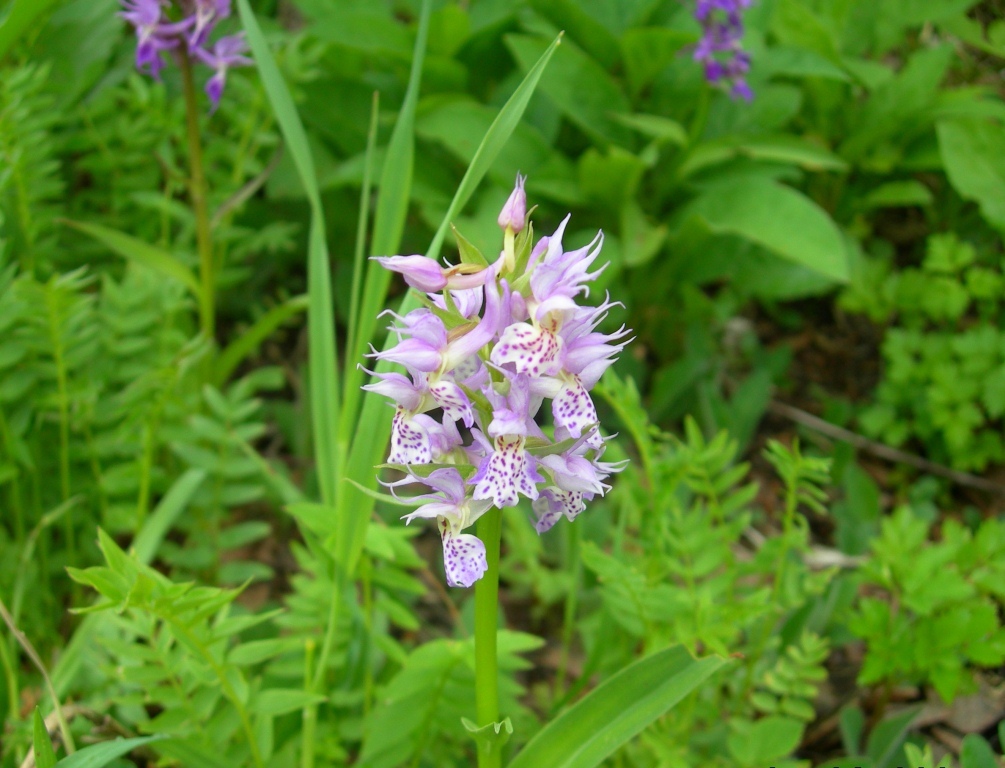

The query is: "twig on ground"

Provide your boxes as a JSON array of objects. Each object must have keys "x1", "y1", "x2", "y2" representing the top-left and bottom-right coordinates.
[{"x1": 768, "y1": 400, "x2": 1005, "y2": 497}]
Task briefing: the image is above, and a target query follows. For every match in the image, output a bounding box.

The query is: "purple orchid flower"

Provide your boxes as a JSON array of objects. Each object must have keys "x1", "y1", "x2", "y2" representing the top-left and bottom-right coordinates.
[
  {"x1": 372, "y1": 255, "x2": 495, "y2": 294},
  {"x1": 693, "y1": 0, "x2": 754, "y2": 100},
  {"x1": 194, "y1": 33, "x2": 251, "y2": 109},
  {"x1": 399, "y1": 469, "x2": 494, "y2": 588},
  {"x1": 119, "y1": 0, "x2": 249, "y2": 109},
  {"x1": 364, "y1": 174, "x2": 631, "y2": 586}
]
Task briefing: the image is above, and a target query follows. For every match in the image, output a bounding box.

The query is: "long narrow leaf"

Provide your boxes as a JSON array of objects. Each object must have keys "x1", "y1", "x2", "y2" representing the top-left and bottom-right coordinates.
[
  {"x1": 62, "y1": 220, "x2": 200, "y2": 296},
  {"x1": 0, "y1": 0, "x2": 61, "y2": 59},
  {"x1": 331, "y1": 32, "x2": 563, "y2": 573},
  {"x1": 132, "y1": 469, "x2": 207, "y2": 565},
  {"x1": 55, "y1": 737, "x2": 164, "y2": 768},
  {"x1": 342, "y1": 2, "x2": 432, "y2": 421},
  {"x1": 507, "y1": 646, "x2": 727, "y2": 768},
  {"x1": 343, "y1": 91, "x2": 381, "y2": 391},
  {"x1": 213, "y1": 294, "x2": 309, "y2": 385},
  {"x1": 237, "y1": 0, "x2": 341, "y2": 505}
]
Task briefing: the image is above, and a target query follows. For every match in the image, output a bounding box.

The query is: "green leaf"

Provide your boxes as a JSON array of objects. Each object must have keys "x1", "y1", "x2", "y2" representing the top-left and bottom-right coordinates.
[
  {"x1": 728, "y1": 716, "x2": 805, "y2": 764},
  {"x1": 0, "y1": 0, "x2": 62, "y2": 58},
  {"x1": 61, "y1": 221, "x2": 200, "y2": 297},
  {"x1": 866, "y1": 706, "x2": 920, "y2": 768},
  {"x1": 619, "y1": 27, "x2": 693, "y2": 96},
  {"x1": 528, "y1": 0, "x2": 620, "y2": 68},
  {"x1": 861, "y1": 180, "x2": 934, "y2": 209},
  {"x1": 462, "y1": 717, "x2": 513, "y2": 758},
  {"x1": 685, "y1": 180, "x2": 849, "y2": 282},
  {"x1": 33, "y1": 708, "x2": 58, "y2": 768},
  {"x1": 345, "y1": 0, "x2": 432, "y2": 409},
  {"x1": 960, "y1": 734, "x2": 999, "y2": 768},
  {"x1": 938, "y1": 118, "x2": 1005, "y2": 230},
  {"x1": 55, "y1": 737, "x2": 164, "y2": 768},
  {"x1": 132, "y1": 469, "x2": 206, "y2": 565},
  {"x1": 506, "y1": 33, "x2": 631, "y2": 147},
  {"x1": 214, "y1": 295, "x2": 308, "y2": 385},
  {"x1": 237, "y1": 0, "x2": 341, "y2": 507},
  {"x1": 507, "y1": 646, "x2": 727, "y2": 768},
  {"x1": 250, "y1": 689, "x2": 327, "y2": 716},
  {"x1": 610, "y1": 113, "x2": 688, "y2": 146}
]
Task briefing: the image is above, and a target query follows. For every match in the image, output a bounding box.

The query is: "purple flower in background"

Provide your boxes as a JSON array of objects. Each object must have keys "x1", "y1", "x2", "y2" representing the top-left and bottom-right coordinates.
[
  {"x1": 693, "y1": 0, "x2": 753, "y2": 100},
  {"x1": 119, "y1": 0, "x2": 249, "y2": 108},
  {"x1": 194, "y1": 33, "x2": 251, "y2": 109},
  {"x1": 363, "y1": 176, "x2": 630, "y2": 587}
]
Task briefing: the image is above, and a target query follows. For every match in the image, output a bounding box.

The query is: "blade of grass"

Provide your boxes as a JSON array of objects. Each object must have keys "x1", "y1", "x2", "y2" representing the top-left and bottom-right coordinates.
[
  {"x1": 343, "y1": 91, "x2": 380, "y2": 393},
  {"x1": 61, "y1": 220, "x2": 200, "y2": 297},
  {"x1": 341, "y1": 4, "x2": 432, "y2": 429},
  {"x1": 213, "y1": 294, "x2": 309, "y2": 385},
  {"x1": 308, "y1": 0, "x2": 433, "y2": 710},
  {"x1": 330, "y1": 31, "x2": 564, "y2": 572},
  {"x1": 236, "y1": 0, "x2": 341, "y2": 506},
  {"x1": 0, "y1": 0, "x2": 61, "y2": 59}
]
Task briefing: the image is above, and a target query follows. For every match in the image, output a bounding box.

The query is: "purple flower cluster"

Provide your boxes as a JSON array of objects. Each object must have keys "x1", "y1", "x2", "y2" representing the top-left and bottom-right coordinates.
[
  {"x1": 694, "y1": 0, "x2": 753, "y2": 100},
  {"x1": 366, "y1": 176, "x2": 630, "y2": 588},
  {"x1": 120, "y1": 0, "x2": 250, "y2": 109}
]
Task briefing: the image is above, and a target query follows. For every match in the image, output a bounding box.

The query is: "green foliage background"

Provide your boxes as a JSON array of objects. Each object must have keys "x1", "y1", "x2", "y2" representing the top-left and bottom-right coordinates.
[{"x1": 1, "y1": 0, "x2": 1004, "y2": 766}]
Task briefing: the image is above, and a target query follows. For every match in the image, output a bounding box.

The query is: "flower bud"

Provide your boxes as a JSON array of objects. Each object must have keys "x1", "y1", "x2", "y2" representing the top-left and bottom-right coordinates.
[
  {"x1": 497, "y1": 173, "x2": 527, "y2": 233},
  {"x1": 372, "y1": 255, "x2": 448, "y2": 292}
]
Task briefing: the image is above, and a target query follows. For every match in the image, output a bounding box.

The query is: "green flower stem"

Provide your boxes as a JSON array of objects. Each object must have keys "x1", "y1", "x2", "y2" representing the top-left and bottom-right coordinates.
[
  {"x1": 178, "y1": 48, "x2": 216, "y2": 340},
  {"x1": 474, "y1": 507, "x2": 503, "y2": 768},
  {"x1": 554, "y1": 520, "x2": 581, "y2": 700}
]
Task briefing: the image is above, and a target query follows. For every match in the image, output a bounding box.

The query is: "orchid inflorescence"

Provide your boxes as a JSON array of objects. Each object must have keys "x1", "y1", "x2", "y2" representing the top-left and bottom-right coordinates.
[
  {"x1": 120, "y1": 0, "x2": 250, "y2": 109},
  {"x1": 694, "y1": 0, "x2": 753, "y2": 100},
  {"x1": 364, "y1": 176, "x2": 631, "y2": 588}
]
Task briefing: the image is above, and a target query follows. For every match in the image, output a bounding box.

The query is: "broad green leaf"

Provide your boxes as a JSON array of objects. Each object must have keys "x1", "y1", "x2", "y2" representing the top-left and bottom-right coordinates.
[
  {"x1": 865, "y1": 706, "x2": 920, "y2": 768},
  {"x1": 153, "y1": 739, "x2": 230, "y2": 768},
  {"x1": 678, "y1": 136, "x2": 847, "y2": 177},
  {"x1": 506, "y1": 34, "x2": 632, "y2": 147},
  {"x1": 33, "y1": 709, "x2": 58, "y2": 768},
  {"x1": 771, "y1": 0, "x2": 841, "y2": 63},
  {"x1": 132, "y1": 468, "x2": 207, "y2": 564},
  {"x1": 619, "y1": 27, "x2": 693, "y2": 95},
  {"x1": 529, "y1": 0, "x2": 620, "y2": 68},
  {"x1": 285, "y1": 501, "x2": 337, "y2": 537},
  {"x1": 611, "y1": 113, "x2": 688, "y2": 146},
  {"x1": 507, "y1": 646, "x2": 727, "y2": 768},
  {"x1": 0, "y1": 0, "x2": 62, "y2": 58},
  {"x1": 308, "y1": 7, "x2": 412, "y2": 54},
  {"x1": 337, "y1": 31, "x2": 563, "y2": 575},
  {"x1": 685, "y1": 180, "x2": 849, "y2": 282},
  {"x1": 960, "y1": 734, "x2": 998, "y2": 768},
  {"x1": 214, "y1": 295, "x2": 308, "y2": 385},
  {"x1": 62, "y1": 221, "x2": 199, "y2": 297},
  {"x1": 416, "y1": 99, "x2": 556, "y2": 184},
  {"x1": 938, "y1": 118, "x2": 1005, "y2": 230},
  {"x1": 728, "y1": 716, "x2": 804, "y2": 764},
  {"x1": 237, "y1": 0, "x2": 341, "y2": 506},
  {"x1": 861, "y1": 180, "x2": 934, "y2": 210},
  {"x1": 250, "y1": 689, "x2": 327, "y2": 716},
  {"x1": 840, "y1": 46, "x2": 954, "y2": 164},
  {"x1": 55, "y1": 737, "x2": 164, "y2": 768}
]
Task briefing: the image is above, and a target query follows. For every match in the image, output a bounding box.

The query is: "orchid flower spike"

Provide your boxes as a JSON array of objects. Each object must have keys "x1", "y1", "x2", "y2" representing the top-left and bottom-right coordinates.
[{"x1": 364, "y1": 174, "x2": 631, "y2": 587}]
